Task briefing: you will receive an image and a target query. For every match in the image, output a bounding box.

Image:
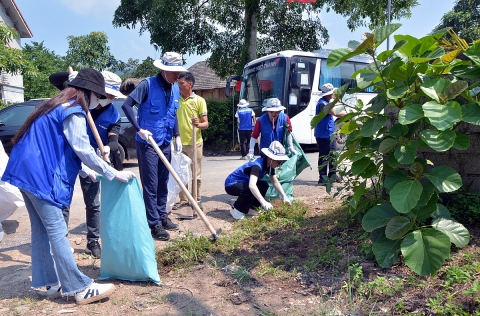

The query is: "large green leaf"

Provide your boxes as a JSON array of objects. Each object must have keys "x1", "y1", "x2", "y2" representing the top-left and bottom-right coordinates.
[
  {"x1": 464, "y1": 41, "x2": 480, "y2": 67},
  {"x1": 384, "y1": 169, "x2": 409, "y2": 191},
  {"x1": 387, "y1": 153, "x2": 401, "y2": 168},
  {"x1": 379, "y1": 138, "x2": 397, "y2": 153},
  {"x1": 385, "y1": 216, "x2": 414, "y2": 240},
  {"x1": 394, "y1": 140, "x2": 418, "y2": 164},
  {"x1": 416, "y1": 192, "x2": 438, "y2": 220},
  {"x1": 410, "y1": 48, "x2": 444, "y2": 63},
  {"x1": 310, "y1": 112, "x2": 327, "y2": 129},
  {"x1": 431, "y1": 203, "x2": 453, "y2": 220},
  {"x1": 444, "y1": 81, "x2": 468, "y2": 101},
  {"x1": 351, "y1": 157, "x2": 373, "y2": 175},
  {"x1": 401, "y1": 229, "x2": 451, "y2": 276},
  {"x1": 389, "y1": 123, "x2": 409, "y2": 137},
  {"x1": 366, "y1": 94, "x2": 388, "y2": 114},
  {"x1": 419, "y1": 129, "x2": 456, "y2": 152},
  {"x1": 362, "y1": 203, "x2": 399, "y2": 232},
  {"x1": 424, "y1": 166, "x2": 462, "y2": 193},
  {"x1": 356, "y1": 71, "x2": 379, "y2": 89},
  {"x1": 452, "y1": 132, "x2": 470, "y2": 150},
  {"x1": 361, "y1": 115, "x2": 386, "y2": 137},
  {"x1": 339, "y1": 121, "x2": 359, "y2": 135},
  {"x1": 398, "y1": 104, "x2": 424, "y2": 125},
  {"x1": 461, "y1": 103, "x2": 480, "y2": 125},
  {"x1": 327, "y1": 48, "x2": 365, "y2": 68},
  {"x1": 386, "y1": 85, "x2": 409, "y2": 99},
  {"x1": 418, "y1": 182, "x2": 436, "y2": 206},
  {"x1": 350, "y1": 181, "x2": 366, "y2": 209},
  {"x1": 375, "y1": 23, "x2": 402, "y2": 46},
  {"x1": 372, "y1": 236, "x2": 402, "y2": 268},
  {"x1": 390, "y1": 180, "x2": 423, "y2": 213},
  {"x1": 394, "y1": 34, "x2": 421, "y2": 57},
  {"x1": 420, "y1": 78, "x2": 451, "y2": 103},
  {"x1": 377, "y1": 40, "x2": 407, "y2": 62},
  {"x1": 422, "y1": 101, "x2": 462, "y2": 131},
  {"x1": 432, "y1": 218, "x2": 470, "y2": 247}
]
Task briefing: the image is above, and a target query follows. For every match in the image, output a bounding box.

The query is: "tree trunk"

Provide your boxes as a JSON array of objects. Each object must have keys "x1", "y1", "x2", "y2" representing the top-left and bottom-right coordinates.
[{"x1": 239, "y1": 0, "x2": 259, "y2": 74}]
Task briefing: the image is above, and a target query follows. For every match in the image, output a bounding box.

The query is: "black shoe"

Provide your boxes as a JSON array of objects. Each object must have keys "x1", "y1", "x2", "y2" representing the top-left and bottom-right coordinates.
[
  {"x1": 86, "y1": 240, "x2": 101, "y2": 259},
  {"x1": 152, "y1": 225, "x2": 170, "y2": 240},
  {"x1": 162, "y1": 217, "x2": 179, "y2": 230}
]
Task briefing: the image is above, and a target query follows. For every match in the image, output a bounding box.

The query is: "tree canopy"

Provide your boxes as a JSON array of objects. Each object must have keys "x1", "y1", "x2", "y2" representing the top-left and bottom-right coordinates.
[
  {"x1": 0, "y1": 22, "x2": 36, "y2": 76},
  {"x1": 65, "y1": 31, "x2": 114, "y2": 70},
  {"x1": 113, "y1": 0, "x2": 418, "y2": 78},
  {"x1": 432, "y1": 0, "x2": 480, "y2": 44}
]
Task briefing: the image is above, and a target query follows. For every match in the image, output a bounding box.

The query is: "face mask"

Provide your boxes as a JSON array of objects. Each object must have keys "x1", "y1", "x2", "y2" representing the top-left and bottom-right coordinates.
[
  {"x1": 89, "y1": 92, "x2": 99, "y2": 109},
  {"x1": 98, "y1": 98, "x2": 111, "y2": 107}
]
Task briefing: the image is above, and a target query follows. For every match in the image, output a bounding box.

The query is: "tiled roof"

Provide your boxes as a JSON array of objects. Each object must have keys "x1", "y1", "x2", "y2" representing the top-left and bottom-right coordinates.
[{"x1": 188, "y1": 61, "x2": 227, "y2": 90}]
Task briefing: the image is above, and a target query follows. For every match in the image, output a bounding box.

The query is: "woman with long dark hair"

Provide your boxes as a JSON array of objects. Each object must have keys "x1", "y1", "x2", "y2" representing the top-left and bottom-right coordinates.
[{"x1": 2, "y1": 68, "x2": 135, "y2": 305}]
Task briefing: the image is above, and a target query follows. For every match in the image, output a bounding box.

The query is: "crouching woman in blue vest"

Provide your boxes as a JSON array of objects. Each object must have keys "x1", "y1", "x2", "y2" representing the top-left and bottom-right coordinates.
[
  {"x1": 225, "y1": 141, "x2": 292, "y2": 220},
  {"x1": 1, "y1": 68, "x2": 135, "y2": 305}
]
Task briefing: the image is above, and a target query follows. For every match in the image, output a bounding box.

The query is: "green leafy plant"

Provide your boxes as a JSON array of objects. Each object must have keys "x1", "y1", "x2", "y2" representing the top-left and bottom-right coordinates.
[{"x1": 312, "y1": 24, "x2": 475, "y2": 276}]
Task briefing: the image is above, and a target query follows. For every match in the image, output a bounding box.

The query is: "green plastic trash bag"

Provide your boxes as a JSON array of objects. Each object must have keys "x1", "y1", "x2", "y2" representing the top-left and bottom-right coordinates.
[
  {"x1": 263, "y1": 130, "x2": 311, "y2": 201},
  {"x1": 99, "y1": 177, "x2": 161, "y2": 284}
]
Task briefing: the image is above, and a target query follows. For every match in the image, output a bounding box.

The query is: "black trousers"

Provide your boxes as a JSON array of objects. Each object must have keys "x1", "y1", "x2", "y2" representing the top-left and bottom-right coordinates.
[
  {"x1": 238, "y1": 129, "x2": 252, "y2": 157},
  {"x1": 316, "y1": 137, "x2": 337, "y2": 179},
  {"x1": 225, "y1": 180, "x2": 269, "y2": 214}
]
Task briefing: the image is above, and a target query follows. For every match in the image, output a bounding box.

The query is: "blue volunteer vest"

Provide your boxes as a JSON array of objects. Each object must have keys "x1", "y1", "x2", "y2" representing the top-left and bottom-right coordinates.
[
  {"x1": 136, "y1": 76, "x2": 179, "y2": 146},
  {"x1": 237, "y1": 107, "x2": 253, "y2": 131},
  {"x1": 2, "y1": 102, "x2": 85, "y2": 208},
  {"x1": 87, "y1": 103, "x2": 121, "y2": 149},
  {"x1": 258, "y1": 112, "x2": 286, "y2": 150},
  {"x1": 224, "y1": 158, "x2": 267, "y2": 188},
  {"x1": 314, "y1": 97, "x2": 334, "y2": 138}
]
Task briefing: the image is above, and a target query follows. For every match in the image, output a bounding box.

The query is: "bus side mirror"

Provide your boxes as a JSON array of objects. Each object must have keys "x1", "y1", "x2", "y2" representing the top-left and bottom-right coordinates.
[
  {"x1": 300, "y1": 87, "x2": 311, "y2": 104},
  {"x1": 291, "y1": 72, "x2": 302, "y2": 89},
  {"x1": 225, "y1": 75, "x2": 242, "y2": 97}
]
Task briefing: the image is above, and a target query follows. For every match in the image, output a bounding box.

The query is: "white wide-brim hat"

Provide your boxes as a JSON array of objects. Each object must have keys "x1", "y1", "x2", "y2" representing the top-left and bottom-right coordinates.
[
  {"x1": 261, "y1": 140, "x2": 289, "y2": 161},
  {"x1": 262, "y1": 97, "x2": 286, "y2": 112},
  {"x1": 319, "y1": 83, "x2": 335, "y2": 97},
  {"x1": 102, "y1": 71, "x2": 126, "y2": 98},
  {"x1": 237, "y1": 99, "x2": 249, "y2": 107},
  {"x1": 153, "y1": 52, "x2": 187, "y2": 72}
]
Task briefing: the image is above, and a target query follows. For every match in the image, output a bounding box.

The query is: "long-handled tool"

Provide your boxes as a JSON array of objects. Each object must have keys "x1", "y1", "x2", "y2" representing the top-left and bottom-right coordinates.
[
  {"x1": 68, "y1": 66, "x2": 110, "y2": 163},
  {"x1": 148, "y1": 135, "x2": 221, "y2": 241},
  {"x1": 190, "y1": 124, "x2": 197, "y2": 217}
]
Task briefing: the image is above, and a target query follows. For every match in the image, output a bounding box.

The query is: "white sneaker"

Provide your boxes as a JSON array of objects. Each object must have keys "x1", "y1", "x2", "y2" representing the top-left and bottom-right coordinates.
[
  {"x1": 46, "y1": 283, "x2": 62, "y2": 299},
  {"x1": 230, "y1": 208, "x2": 245, "y2": 220},
  {"x1": 75, "y1": 282, "x2": 115, "y2": 305}
]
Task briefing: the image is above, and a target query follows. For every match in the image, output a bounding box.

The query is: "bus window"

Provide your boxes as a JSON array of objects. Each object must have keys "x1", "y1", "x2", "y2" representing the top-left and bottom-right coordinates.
[{"x1": 319, "y1": 59, "x2": 373, "y2": 92}]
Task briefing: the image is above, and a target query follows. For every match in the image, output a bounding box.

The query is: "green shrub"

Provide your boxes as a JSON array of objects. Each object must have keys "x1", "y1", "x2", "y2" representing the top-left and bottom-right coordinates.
[
  {"x1": 441, "y1": 189, "x2": 480, "y2": 225},
  {"x1": 202, "y1": 98, "x2": 235, "y2": 152}
]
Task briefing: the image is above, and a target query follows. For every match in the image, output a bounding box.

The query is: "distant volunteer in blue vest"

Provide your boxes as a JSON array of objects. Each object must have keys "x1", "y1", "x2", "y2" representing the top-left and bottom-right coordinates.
[
  {"x1": 122, "y1": 52, "x2": 185, "y2": 241},
  {"x1": 225, "y1": 141, "x2": 291, "y2": 220},
  {"x1": 314, "y1": 83, "x2": 346, "y2": 185},
  {"x1": 235, "y1": 99, "x2": 255, "y2": 160},
  {"x1": 248, "y1": 98, "x2": 296, "y2": 161},
  {"x1": 1, "y1": 68, "x2": 135, "y2": 305}
]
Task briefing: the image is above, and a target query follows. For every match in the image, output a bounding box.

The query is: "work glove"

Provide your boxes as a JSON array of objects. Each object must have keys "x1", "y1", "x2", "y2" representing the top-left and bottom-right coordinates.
[
  {"x1": 282, "y1": 196, "x2": 292, "y2": 205},
  {"x1": 68, "y1": 71, "x2": 78, "y2": 82},
  {"x1": 96, "y1": 146, "x2": 110, "y2": 158},
  {"x1": 262, "y1": 201, "x2": 273, "y2": 211},
  {"x1": 137, "y1": 129, "x2": 152, "y2": 141},
  {"x1": 115, "y1": 170, "x2": 136, "y2": 183},
  {"x1": 287, "y1": 134, "x2": 297, "y2": 155},
  {"x1": 88, "y1": 171, "x2": 99, "y2": 182},
  {"x1": 288, "y1": 146, "x2": 297, "y2": 155},
  {"x1": 174, "y1": 136, "x2": 182, "y2": 154},
  {"x1": 247, "y1": 151, "x2": 255, "y2": 161}
]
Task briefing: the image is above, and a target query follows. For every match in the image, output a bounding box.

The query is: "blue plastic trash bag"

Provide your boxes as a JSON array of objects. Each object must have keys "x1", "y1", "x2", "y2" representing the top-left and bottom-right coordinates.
[{"x1": 99, "y1": 177, "x2": 161, "y2": 284}]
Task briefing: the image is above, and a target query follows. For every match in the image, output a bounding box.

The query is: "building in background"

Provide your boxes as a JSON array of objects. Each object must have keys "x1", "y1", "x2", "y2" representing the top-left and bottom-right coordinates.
[
  {"x1": 0, "y1": 0, "x2": 32, "y2": 104},
  {"x1": 188, "y1": 61, "x2": 234, "y2": 100}
]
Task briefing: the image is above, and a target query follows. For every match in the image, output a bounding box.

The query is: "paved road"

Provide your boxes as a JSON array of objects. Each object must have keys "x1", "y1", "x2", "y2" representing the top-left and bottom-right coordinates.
[{"x1": 0, "y1": 152, "x2": 319, "y2": 251}]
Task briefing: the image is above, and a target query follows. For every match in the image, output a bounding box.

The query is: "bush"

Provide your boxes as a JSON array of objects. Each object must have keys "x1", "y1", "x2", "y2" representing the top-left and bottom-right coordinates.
[
  {"x1": 202, "y1": 98, "x2": 235, "y2": 153},
  {"x1": 440, "y1": 189, "x2": 480, "y2": 225}
]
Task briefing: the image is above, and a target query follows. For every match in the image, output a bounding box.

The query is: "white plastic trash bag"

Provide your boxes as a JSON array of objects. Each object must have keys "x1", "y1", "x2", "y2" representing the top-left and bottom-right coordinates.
[
  {"x1": 0, "y1": 141, "x2": 25, "y2": 241},
  {"x1": 166, "y1": 152, "x2": 192, "y2": 213}
]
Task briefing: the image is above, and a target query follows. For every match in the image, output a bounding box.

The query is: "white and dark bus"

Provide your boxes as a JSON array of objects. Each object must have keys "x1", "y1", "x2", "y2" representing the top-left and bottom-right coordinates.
[{"x1": 226, "y1": 49, "x2": 375, "y2": 145}]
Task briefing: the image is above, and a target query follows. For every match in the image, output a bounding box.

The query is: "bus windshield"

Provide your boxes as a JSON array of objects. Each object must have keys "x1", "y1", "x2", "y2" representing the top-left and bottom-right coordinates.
[
  {"x1": 319, "y1": 59, "x2": 373, "y2": 92},
  {"x1": 239, "y1": 57, "x2": 286, "y2": 108}
]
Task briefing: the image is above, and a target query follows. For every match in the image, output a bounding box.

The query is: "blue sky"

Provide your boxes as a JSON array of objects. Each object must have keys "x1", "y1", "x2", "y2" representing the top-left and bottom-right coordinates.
[{"x1": 14, "y1": 0, "x2": 454, "y2": 69}]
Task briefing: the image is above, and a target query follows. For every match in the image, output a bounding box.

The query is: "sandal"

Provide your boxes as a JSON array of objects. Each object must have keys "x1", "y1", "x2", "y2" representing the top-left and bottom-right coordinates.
[{"x1": 172, "y1": 201, "x2": 188, "y2": 210}]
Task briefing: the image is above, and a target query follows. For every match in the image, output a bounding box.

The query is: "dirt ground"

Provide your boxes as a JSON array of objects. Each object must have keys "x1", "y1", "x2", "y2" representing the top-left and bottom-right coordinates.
[{"x1": 1, "y1": 153, "x2": 352, "y2": 316}]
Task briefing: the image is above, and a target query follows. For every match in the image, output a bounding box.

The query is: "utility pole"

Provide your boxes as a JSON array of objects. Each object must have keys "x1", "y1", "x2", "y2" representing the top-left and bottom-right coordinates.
[{"x1": 387, "y1": 0, "x2": 391, "y2": 50}]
